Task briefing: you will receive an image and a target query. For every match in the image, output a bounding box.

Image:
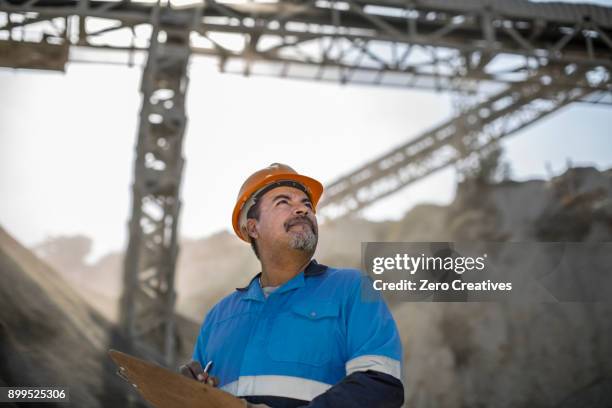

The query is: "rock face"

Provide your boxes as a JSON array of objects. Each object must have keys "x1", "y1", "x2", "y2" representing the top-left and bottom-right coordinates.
[
  {"x1": 393, "y1": 301, "x2": 612, "y2": 407},
  {"x1": 386, "y1": 167, "x2": 612, "y2": 408},
  {"x1": 31, "y1": 166, "x2": 612, "y2": 407}
]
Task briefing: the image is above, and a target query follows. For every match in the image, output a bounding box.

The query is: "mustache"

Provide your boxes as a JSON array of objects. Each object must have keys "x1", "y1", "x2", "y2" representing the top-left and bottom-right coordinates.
[{"x1": 285, "y1": 216, "x2": 317, "y2": 233}]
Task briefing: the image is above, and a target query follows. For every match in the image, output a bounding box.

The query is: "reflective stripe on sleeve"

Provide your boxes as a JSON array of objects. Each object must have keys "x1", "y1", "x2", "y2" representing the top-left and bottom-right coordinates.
[
  {"x1": 221, "y1": 375, "x2": 332, "y2": 401},
  {"x1": 345, "y1": 355, "x2": 402, "y2": 380}
]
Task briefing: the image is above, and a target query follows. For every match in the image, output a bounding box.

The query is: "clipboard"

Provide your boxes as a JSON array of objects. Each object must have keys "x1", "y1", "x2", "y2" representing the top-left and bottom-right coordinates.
[{"x1": 108, "y1": 349, "x2": 245, "y2": 408}]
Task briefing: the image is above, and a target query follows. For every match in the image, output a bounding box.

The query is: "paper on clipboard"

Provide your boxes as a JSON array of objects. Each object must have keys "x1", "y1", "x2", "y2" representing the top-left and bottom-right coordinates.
[{"x1": 108, "y1": 349, "x2": 245, "y2": 408}]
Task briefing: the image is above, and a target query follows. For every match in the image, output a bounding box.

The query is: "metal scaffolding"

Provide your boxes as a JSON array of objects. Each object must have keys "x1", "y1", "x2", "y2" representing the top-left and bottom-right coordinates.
[{"x1": 1, "y1": 0, "x2": 611, "y2": 365}]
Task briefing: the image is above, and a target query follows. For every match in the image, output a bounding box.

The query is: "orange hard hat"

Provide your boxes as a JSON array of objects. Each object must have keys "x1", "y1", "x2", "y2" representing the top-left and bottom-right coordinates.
[{"x1": 232, "y1": 163, "x2": 324, "y2": 242}]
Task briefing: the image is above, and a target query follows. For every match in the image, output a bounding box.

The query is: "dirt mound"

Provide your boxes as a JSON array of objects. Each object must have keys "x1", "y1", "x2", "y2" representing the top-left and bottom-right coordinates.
[{"x1": 0, "y1": 226, "x2": 142, "y2": 407}]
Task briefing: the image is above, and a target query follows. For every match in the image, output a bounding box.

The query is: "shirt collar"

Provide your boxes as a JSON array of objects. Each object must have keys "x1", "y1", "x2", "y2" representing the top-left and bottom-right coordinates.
[{"x1": 236, "y1": 259, "x2": 327, "y2": 301}]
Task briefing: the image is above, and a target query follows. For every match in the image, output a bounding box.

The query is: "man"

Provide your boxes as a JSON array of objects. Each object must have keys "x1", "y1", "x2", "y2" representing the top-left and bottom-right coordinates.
[{"x1": 185, "y1": 163, "x2": 404, "y2": 407}]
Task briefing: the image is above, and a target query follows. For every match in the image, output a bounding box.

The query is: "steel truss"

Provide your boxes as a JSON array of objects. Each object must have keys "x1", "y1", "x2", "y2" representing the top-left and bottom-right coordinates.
[
  {"x1": 1, "y1": 0, "x2": 611, "y2": 365},
  {"x1": 1, "y1": 0, "x2": 611, "y2": 91},
  {"x1": 319, "y1": 63, "x2": 596, "y2": 216}
]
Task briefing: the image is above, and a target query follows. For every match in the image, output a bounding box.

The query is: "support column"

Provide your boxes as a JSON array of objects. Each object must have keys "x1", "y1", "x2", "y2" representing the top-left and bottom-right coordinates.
[{"x1": 120, "y1": 8, "x2": 191, "y2": 367}]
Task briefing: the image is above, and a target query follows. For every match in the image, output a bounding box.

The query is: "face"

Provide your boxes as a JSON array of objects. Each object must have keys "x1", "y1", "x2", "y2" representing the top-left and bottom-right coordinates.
[{"x1": 246, "y1": 186, "x2": 318, "y2": 255}]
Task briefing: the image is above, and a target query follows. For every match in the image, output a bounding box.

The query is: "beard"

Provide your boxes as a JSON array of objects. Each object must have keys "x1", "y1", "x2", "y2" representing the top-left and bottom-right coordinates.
[
  {"x1": 289, "y1": 228, "x2": 318, "y2": 252},
  {"x1": 285, "y1": 217, "x2": 318, "y2": 253}
]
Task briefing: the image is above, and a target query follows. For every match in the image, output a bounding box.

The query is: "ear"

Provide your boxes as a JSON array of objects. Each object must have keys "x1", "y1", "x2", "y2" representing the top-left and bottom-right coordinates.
[{"x1": 246, "y1": 218, "x2": 259, "y2": 240}]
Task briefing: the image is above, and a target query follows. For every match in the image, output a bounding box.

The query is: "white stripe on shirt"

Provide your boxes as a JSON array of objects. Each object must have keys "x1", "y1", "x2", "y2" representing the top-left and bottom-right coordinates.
[
  {"x1": 221, "y1": 375, "x2": 332, "y2": 401},
  {"x1": 345, "y1": 354, "x2": 402, "y2": 380}
]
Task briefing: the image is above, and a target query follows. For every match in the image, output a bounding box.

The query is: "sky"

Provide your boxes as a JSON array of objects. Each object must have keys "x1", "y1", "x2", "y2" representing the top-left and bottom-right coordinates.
[{"x1": 1, "y1": 0, "x2": 612, "y2": 262}]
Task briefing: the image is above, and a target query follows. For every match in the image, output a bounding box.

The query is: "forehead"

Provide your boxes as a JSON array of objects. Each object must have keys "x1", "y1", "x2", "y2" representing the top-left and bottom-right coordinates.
[{"x1": 259, "y1": 185, "x2": 310, "y2": 204}]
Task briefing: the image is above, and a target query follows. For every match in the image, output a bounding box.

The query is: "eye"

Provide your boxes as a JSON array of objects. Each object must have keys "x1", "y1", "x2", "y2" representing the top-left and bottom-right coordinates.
[
  {"x1": 276, "y1": 199, "x2": 288, "y2": 206},
  {"x1": 304, "y1": 202, "x2": 313, "y2": 209}
]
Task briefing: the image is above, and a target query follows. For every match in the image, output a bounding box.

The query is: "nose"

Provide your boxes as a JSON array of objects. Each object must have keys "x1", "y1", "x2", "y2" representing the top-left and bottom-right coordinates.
[{"x1": 293, "y1": 202, "x2": 310, "y2": 216}]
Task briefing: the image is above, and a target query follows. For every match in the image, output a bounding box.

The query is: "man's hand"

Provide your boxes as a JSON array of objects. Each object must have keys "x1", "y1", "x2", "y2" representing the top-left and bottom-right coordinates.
[{"x1": 179, "y1": 360, "x2": 219, "y2": 386}]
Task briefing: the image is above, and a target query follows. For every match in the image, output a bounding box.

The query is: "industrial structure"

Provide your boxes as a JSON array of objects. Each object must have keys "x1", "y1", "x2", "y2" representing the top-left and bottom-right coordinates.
[{"x1": 1, "y1": 0, "x2": 611, "y2": 366}]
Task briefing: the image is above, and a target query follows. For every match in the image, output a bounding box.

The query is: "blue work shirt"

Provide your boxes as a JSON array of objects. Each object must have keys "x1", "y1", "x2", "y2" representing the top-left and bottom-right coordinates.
[{"x1": 192, "y1": 260, "x2": 402, "y2": 403}]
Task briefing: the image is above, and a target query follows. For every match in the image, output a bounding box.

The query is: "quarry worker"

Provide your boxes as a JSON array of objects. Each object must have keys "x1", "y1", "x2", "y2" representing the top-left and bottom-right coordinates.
[{"x1": 185, "y1": 163, "x2": 404, "y2": 407}]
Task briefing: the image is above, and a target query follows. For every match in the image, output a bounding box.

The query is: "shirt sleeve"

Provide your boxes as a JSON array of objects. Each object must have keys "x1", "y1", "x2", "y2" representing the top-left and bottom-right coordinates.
[
  {"x1": 303, "y1": 272, "x2": 405, "y2": 408},
  {"x1": 343, "y1": 273, "x2": 403, "y2": 379},
  {"x1": 305, "y1": 370, "x2": 404, "y2": 408}
]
